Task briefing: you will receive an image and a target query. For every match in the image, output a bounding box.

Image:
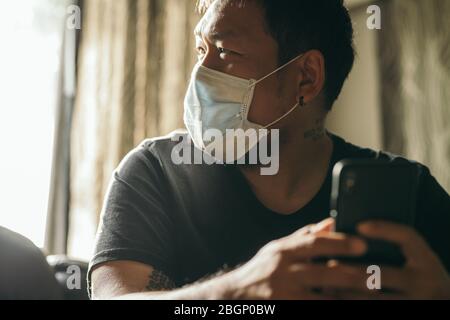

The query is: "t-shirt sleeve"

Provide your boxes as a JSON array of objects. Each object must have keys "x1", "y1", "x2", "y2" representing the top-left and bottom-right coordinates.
[
  {"x1": 87, "y1": 141, "x2": 176, "y2": 292},
  {"x1": 415, "y1": 166, "x2": 450, "y2": 273}
]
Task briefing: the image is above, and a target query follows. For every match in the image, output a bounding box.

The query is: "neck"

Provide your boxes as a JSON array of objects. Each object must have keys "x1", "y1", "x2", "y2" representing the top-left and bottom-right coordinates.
[
  {"x1": 278, "y1": 120, "x2": 332, "y2": 193},
  {"x1": 239, "y1": 116, "x2": 334, "y2": 214}
]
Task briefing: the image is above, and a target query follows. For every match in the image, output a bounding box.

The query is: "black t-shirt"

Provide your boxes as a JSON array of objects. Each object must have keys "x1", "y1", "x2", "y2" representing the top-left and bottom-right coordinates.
[{"x1": 88, "y1": 132, "x2": 450, "y2": 290}]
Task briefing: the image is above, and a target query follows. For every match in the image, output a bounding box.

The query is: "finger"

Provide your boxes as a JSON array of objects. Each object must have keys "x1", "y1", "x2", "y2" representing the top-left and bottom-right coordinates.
[
  {"x1": 285, "y1": 233, "x2": 367, "y2": 260},
  {"x1": 375, "y1": 294, "x2": 406, "y2": 300},
  {"x1": 333, "y1": 263, "x2": 412, "y2": 294},
  {"x1": 310, "y1": 218, "x2": 335, "y2": 234},
  {"x1": 296, "y1": 291, "x2": 335, "y2": 300},
  {"x1": 332, "y1": 290, "x2": 403, "y2": 300},
  {"x1": 371, "y1": 265, "x2": 412, "y2": 293},
  {"x1": 291, "y1": 263, "x2": 372, "y2": 292},
  {"x1": 330, "y1": 289, "x2": 384, "y2": 300},
  {"x1": 292, "y1": 218, "x2": 334, "y2": 238},
  {"x1": 357, "y1": 221, "x2": 432, "y2": 264},
  {"x1": 293, "y1": 263, "x2": 411, "y2": 300}
]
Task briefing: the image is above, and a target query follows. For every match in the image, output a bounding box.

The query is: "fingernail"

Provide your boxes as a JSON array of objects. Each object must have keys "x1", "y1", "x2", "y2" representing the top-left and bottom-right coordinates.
[
  {"x1": 319, "y1": 218, "x2": 334, "y2": 227},
  {"x1": 312, "y1": 218, "x2": 334, "y2": 233}
]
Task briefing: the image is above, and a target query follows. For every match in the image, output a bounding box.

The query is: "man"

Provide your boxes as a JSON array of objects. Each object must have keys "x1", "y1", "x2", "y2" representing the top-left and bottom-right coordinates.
[{"x1": 90, "y1": 0, "x2": 450, "y2": 299}]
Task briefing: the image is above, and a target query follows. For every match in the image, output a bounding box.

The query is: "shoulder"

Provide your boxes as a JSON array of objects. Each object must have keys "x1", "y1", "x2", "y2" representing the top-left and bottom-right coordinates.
[
  {"x1": 116, "y1": 130, "x2": 190, "y2": 174},
  {"x1": 330, "y1": 133, "x2": 445, "y2": 198},
  {"x1": 331, "y1": 133, "x2": 449, "y2": 199},
  {"x1": 332, "y1": 133, "x2": 427, "y2": 169},
  {"x1": 139, "y1": 130, "x2": 190, "y2": 156},
  {"x1": 332, "y1": 132, "x2": 450, "y2": 204}
]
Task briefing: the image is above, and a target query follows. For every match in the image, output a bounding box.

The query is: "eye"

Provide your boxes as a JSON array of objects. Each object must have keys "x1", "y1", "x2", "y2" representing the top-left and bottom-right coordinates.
[
  {"x1": 196, "y1": 47, "x2": 206, "y2": 56},
  {"x1": 218, "y1": 47, "x2": 241, "y2": 59},
  {"x1": 218, "y1": 47, "x2": 231, "y2": 55}
]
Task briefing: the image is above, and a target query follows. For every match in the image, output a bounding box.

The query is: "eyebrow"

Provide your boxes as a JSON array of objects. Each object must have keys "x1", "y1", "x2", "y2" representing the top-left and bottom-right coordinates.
[{"x1": 194, "y1": 28, "x2": 242, "y2": 42}]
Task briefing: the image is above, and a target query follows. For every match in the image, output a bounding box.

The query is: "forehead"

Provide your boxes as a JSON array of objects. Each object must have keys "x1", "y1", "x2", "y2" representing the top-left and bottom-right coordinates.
[{"x1": 195, "y1": 0, "x2": 267, "y2": 42}]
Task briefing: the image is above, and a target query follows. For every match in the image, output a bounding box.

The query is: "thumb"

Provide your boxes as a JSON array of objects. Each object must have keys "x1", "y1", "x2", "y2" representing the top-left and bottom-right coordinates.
[
  {"x1": 310, "y1": 218, "x2": 335, "y2": 234},
  {"x1": 290, "y1": 218, "x2": 335, "y2": 239}
]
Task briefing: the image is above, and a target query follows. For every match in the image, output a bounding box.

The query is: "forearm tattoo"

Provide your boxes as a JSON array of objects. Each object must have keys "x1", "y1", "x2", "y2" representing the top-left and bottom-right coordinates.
[{"x1": 145, "y1": 269, "x2": 176, "y2": 291}]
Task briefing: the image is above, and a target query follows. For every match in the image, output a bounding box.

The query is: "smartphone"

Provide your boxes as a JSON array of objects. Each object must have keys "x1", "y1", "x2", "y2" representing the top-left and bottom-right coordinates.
[{"x1": 330, "y1": 159, "x2": 420, "y2": 266}]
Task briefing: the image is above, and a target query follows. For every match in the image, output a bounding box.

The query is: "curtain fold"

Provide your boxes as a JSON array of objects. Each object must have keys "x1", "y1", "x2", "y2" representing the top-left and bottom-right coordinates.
[
  {"x1": 69, "y1": 0, "x2": 199, "y2": 259},
  {"x1": 45, "y1": 0, "x2": 79, "y2": 255},
  {"x1": 379, "y1": 0, "x2": 450, "y2": 192}
]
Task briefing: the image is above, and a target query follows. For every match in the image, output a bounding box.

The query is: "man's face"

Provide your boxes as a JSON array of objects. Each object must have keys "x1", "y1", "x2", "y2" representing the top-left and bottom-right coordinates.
[{"x1": 194, "y1": 0, "x2": 301, "y2": 128}]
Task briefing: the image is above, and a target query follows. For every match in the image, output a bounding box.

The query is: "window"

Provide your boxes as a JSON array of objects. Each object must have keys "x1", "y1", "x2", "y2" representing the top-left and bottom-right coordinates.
[{"x1": 0, "y1": 1, "x2": 69, "y2": 247}]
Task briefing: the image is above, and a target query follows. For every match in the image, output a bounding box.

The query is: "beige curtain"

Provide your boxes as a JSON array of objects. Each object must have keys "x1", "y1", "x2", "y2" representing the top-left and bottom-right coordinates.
[
  {"x1": 379, "y1": 0, "x2": 450, "y2": 192},
  {"x1": 69, "y1": 0, "x2": 199, "y2": 259}
]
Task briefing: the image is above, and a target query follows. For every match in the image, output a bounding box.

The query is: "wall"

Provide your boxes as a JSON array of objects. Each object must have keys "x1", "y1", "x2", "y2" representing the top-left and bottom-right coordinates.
[{"x1": 327, "y1": 3, "x2": 383, "y2": 150}]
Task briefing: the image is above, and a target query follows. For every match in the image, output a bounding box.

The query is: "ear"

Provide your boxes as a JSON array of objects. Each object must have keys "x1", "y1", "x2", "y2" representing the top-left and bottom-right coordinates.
[{"x1": 296, "y1": 50, "x2": 326, "y2": 105}]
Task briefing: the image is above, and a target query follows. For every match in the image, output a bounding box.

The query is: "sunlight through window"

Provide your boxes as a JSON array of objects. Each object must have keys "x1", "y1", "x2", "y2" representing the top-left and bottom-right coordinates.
[{"x1": 0, "y1": 0, "x2": 67, "y2": 247}]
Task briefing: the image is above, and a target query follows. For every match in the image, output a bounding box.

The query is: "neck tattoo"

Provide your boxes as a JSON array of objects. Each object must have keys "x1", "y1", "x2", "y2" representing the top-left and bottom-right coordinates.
[{"x1": 304, "y1": 118, "x2": 326, "y2": 142}]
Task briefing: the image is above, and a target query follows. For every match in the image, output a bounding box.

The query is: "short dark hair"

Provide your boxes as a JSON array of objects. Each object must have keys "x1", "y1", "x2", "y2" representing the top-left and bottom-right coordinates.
[{"x1": 196, "y1": 0, "x2": 355, "y2": 110}]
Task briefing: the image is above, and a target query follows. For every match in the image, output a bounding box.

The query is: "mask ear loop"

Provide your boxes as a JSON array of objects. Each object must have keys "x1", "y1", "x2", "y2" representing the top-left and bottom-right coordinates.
[
  {"x1": 251, "y1": 54, "x2": 304, "y2": 87},
  {"x1": 263, "y1": 96, "x2": 307, "y2": 128},
  {"x1": 263, "y1": 102, "x2": 300, "y2": 129},
  {"x1": 249, "y1": 54, "x2": 306, "y2": 128}
]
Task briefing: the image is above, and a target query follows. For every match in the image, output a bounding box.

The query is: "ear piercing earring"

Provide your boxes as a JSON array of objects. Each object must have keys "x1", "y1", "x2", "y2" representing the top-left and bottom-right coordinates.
[{"x1": 299, "y1": 96, "x2": 305, "y2": 107}]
